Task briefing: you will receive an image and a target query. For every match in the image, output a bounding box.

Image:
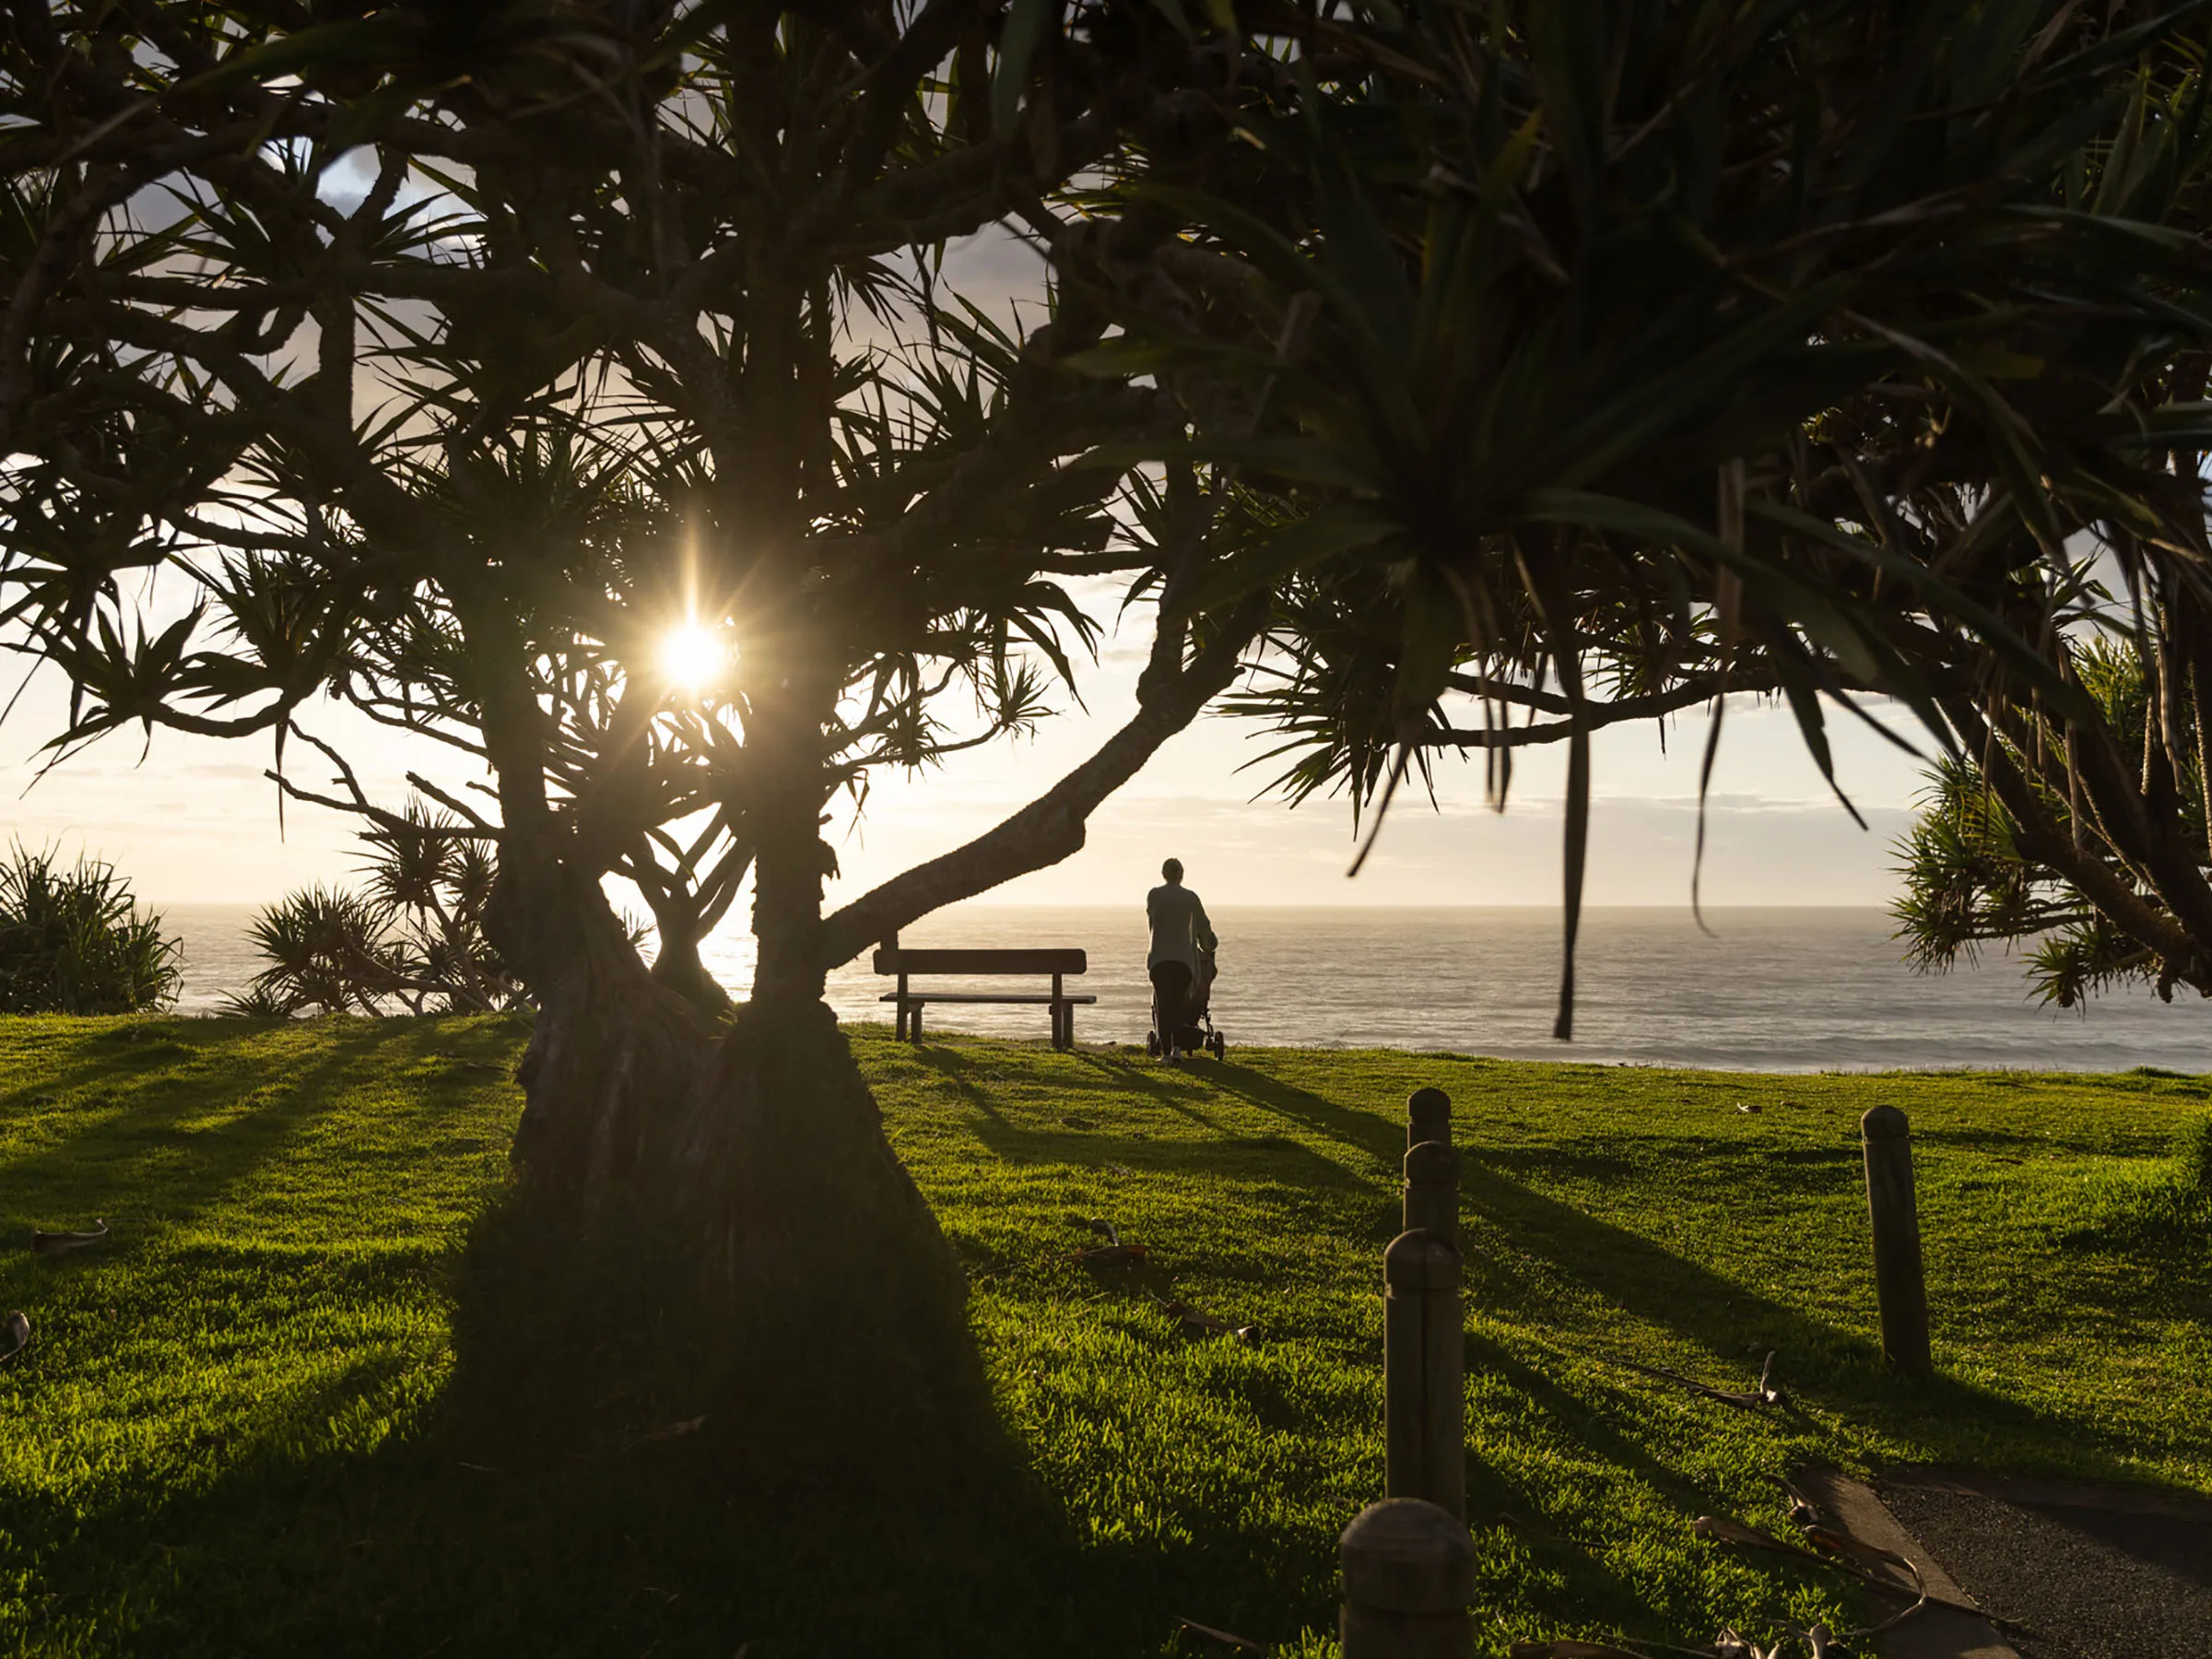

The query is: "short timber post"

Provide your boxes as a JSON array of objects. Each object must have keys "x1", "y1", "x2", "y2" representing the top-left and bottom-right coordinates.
[
  {"x1": 1404, "y1": 1140, "x2": 1458, "y2": 1248},
  {"x1": 1339, "y1": 1498, "x2": 1476, "y2": 1659},
  {"x1": 1384, "y1": 1229, "x2": 1465, "y2": 1520},
  {"x1": 1052, "y1": 970, "x2": 1066, "y2": 1049},
  {"x1": 1861, "y1": 1105, "x2": 1932, "y2": 1376},
  {"x1": 1407, "y1": 1086, "x2": 1452, "y2": 1150}
]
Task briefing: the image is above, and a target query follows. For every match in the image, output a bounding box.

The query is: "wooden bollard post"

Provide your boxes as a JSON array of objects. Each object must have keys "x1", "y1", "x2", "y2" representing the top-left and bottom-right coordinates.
[
  {"x1": 1404, "y1": 1140, "x2": 1458, "y2": 1248},
  {"x1": 1384, "y1": 1229, "x2": 1465, "y2": 1520},
  {"x1": 1339, "y1": 1498, "x2": 1476, "y2": 1659},
  {"x1": 1861, "y1": 1105, "x2": 1932, "y2": 1376},
  {"x1": 1407, "y1": 1086, "x2": 1452, "y2": 1150}
]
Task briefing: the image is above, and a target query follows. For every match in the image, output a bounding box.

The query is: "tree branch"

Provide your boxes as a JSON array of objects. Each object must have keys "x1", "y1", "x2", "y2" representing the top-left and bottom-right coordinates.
[{"x1": 818, "y1": 599, "x2": 1266, "y2": 969}]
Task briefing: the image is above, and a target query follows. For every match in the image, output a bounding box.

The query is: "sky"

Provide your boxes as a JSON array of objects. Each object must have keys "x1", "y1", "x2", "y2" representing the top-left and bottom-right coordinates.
[{"x1": 0, "y1": 619, "x2": 1935, "y2": 913}]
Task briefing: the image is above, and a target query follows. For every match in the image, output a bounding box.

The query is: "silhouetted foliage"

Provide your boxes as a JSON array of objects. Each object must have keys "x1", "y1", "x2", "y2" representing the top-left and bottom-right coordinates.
[
  {"x1": 1895, "y1": 634, "x2": 2212, "y2": 1007},
  {"x1": 230, "y1": 808, "x2": 520, "y2": 1017},
  {"x1": 0, "y1": 843, "x2": 178, "y2": 1014}
]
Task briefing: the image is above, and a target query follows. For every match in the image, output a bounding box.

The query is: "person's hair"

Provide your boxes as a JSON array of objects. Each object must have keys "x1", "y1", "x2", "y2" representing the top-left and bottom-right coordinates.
[{"x1": 1161, "y1": 858, "x2": 1183, "y2": 882}]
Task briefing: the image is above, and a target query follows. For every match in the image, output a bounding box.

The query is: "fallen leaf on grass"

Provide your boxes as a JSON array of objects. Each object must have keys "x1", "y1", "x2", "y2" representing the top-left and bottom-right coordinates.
[
  {"x1": 1175, "y1": 1616, "x2": 1265, "y2": 1653},
  {"x1": 1074, "y1": 1243, "x2": 1148, "y2": 1263},
  {"x1": 0, "y1": 1310, "x2": 26, "y2": 1365},
  {"x1": 1804, "y1": 1523, "x2": 1913, "y2": 1575},
  {"x1": 29, "y1": 1219, "x2": 108, "y2": 1255},
  {"x1": 626, "y1": 1415, "x2": 707, "y2": 1451},
  {"x1": 431, "y1": 1049, "x2": 506, "y2": 1074},
  {"x1": 1147, "y1": 1290, "x2": 1258, "y2": 1343},
  {"x1": 1691, "y1": 1515, "x2": 1825, "y2": 1564},
  {"x1": 1075, "y1": 1218, "x2": 1147, "y2": 1262},
  {"x1": 1693, "y1": 1512, "x2": 1996, "y2": 1633},
  {"x1": 1606, "y1": 1349, "x2": 1783, "y2": 1409}
]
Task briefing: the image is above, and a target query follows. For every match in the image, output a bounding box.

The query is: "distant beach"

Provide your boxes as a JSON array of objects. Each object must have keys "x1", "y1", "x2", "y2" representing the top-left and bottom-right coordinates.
[{"x1": 157, "y1": 903, "x2": 2212, "y2": 1075}]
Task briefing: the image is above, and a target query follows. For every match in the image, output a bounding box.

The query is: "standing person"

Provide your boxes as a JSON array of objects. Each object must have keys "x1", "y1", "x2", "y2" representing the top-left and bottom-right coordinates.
[{"x1": 1147, "y1": 858, "x2": 1217, "y2": 1061}]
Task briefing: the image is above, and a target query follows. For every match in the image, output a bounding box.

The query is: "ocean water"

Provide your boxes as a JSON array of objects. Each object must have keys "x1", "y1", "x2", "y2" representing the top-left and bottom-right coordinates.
[{"x1": 159, "y1": 903, "x2": 2212, "y2": 1074}]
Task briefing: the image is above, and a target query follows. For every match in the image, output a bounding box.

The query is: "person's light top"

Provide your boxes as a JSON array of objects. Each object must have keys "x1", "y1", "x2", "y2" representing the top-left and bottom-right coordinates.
[{"x1": 1147, "y1": 883, "x2": 1218, "y2": 971}]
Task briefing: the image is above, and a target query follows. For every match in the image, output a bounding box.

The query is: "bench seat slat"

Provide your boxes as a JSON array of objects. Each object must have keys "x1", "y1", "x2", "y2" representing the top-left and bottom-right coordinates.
[
  {"x1": 873, "y1": 947, "x2": 1086, "y2": 975},
  {"x1": 878, "y1": 992, "x2": 1097, "y2": 1006}
]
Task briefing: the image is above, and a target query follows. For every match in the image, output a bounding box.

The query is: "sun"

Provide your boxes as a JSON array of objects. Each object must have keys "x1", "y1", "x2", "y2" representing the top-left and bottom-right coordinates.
[{"x1": 657, "y1": 622, "x2": 726, "y2": 692}]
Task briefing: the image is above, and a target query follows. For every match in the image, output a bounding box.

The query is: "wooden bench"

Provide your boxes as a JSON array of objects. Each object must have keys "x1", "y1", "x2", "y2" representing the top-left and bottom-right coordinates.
[{"x1": 873, "y1": 944, "x2": 1094, "y2": 1049}]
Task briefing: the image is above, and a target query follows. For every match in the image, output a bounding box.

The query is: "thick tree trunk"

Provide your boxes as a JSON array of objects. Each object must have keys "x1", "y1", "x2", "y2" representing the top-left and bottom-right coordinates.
[
  {"x1": 677, "y1": 995, "x2": 961, "y2": 1314},
  {"x1": 493, "y1": 826, "x2": 956, "y2": 1317},
  {"x1": 463, "y1": 579, "x2": 951, "y2": 1313},
  {"x1": 746, "y1": 667, "x2": 837, "y2": 1005},
  {"x1": 499, "y1": 841, "x2": 716, "y2": 1209},
  {"x1": 644, "y1": 902, "x2": 735, "y2": 1016}
]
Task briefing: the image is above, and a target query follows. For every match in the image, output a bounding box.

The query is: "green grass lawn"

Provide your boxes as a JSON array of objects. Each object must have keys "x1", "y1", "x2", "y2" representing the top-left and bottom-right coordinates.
[{"x1": 1, "y1": 1015, "x2": 2206, "y2": 1657}]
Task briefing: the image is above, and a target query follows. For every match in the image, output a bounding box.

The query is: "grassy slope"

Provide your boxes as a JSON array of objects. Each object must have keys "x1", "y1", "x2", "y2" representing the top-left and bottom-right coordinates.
[{"x1": 0, "y1": 1015, "x2": 2206, "y2": 1658}]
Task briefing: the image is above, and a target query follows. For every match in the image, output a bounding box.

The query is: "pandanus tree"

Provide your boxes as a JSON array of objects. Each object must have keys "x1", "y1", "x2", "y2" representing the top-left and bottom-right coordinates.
[
  {"x1": 1893, "y1": 625, "x2": 2212, "y2": 1009},
  {"x1": 230, "y1": 803, "x2": 518, "y2": 1016},
  {"x1": 1068, "y1": 0, "x2": 2212, "y2": 1035},
  {"x1": 0, "y1": 2, "x2": 1270, "y2": 1311}
]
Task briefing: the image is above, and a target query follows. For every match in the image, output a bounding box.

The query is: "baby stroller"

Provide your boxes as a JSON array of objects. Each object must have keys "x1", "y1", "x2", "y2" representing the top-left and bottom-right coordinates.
[{"x1": 1147, "y1": 947, "x2": 1227, "y2": 1060}]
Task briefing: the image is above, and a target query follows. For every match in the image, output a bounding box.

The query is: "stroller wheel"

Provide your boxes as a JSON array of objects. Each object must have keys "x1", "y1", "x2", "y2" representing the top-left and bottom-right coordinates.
[
  {"x1": 1208, "y1": 1031, "x2": 1226, "y2": 1060},
  {"x1": 1146, "y1": 1030, "x2": 1160, "y2": 1058}
]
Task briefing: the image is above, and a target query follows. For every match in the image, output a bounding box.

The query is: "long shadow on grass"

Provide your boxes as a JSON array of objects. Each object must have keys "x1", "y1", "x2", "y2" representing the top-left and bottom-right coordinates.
[
  {"x1": 912, "y1": 1044, "x2": 1359, "y2": 1193},
  {"x1": 1206, "y1": 1059, "x2": 1863, "y2": 1349},
  {"x1": 1201, "y1": 1060, "x2": 2093, "y2": 1450},
  {"x1": 0, "y1": 1018, "x2": 434, "y2": 1232},
  {"x1": 24, "y1": 1114, "x2": 1323, "y2": 1655}
]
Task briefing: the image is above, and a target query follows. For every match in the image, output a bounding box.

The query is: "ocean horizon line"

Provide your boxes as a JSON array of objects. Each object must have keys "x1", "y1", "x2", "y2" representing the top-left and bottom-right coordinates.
[{"x1": 149, "y1": 898, "x2": 1901, "y2": 913}]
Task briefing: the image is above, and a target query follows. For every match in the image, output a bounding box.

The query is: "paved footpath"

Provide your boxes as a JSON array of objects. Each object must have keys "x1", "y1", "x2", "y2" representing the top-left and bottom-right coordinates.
[{"x1": 1877, "y1": 1470, "x2": 2212, "y2": 1659}]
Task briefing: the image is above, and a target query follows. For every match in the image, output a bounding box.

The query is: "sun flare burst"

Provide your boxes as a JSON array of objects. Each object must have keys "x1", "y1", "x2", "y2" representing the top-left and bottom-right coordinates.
[{"x1": 657, "y1": 622, "x2": 727, "y2": 692}]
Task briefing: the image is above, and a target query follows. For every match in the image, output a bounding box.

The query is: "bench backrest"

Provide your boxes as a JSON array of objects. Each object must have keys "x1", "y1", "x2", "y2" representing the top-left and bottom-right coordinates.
[{"x1": 873, "y1": 947, "x2": 1087, "y2": 977}]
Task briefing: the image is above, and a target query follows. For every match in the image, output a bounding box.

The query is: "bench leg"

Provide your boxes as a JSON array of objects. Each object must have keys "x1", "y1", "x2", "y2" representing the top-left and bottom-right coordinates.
[
  {"x1": 1062, "y1": 1003, "x2": 1076, "y2": 1049},
  {"x1": 1050, "y1": 1001, "x2": 1066, "y2": 1050},
  {"x1": 911, "y1": 1003, "x2": 924, "y2": 1044}
]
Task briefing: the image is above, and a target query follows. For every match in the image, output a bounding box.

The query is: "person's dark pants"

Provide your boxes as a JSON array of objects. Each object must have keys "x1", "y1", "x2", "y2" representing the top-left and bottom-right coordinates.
[{"x1": 1150, "y1": 960, "x2": 1193, "y2": 1052}]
